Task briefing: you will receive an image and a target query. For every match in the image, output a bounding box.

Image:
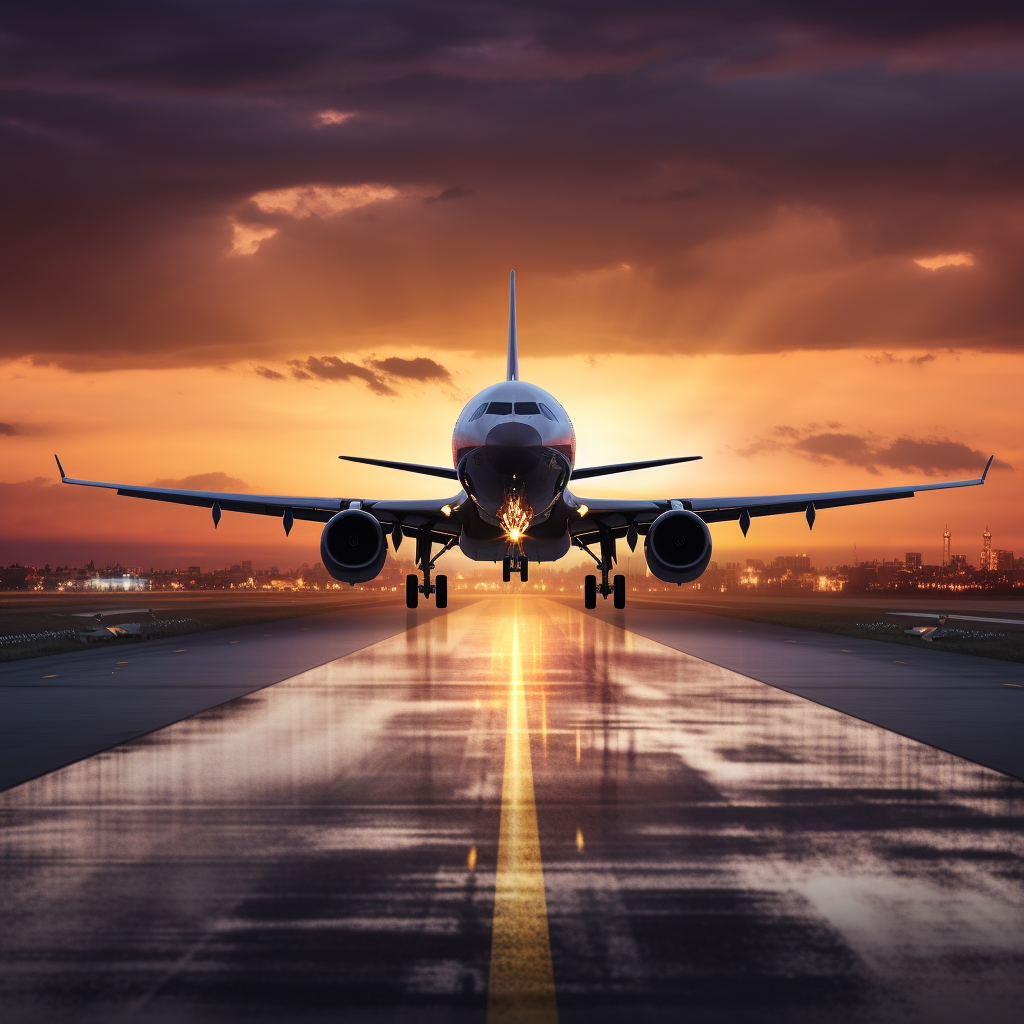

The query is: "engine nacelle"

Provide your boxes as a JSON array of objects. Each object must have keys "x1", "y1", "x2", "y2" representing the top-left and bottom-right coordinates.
[
  {"x1": 320, "y1": 509, "x2": 387, "y2": 583},
  {"x1": 644, "y1": 509, "x2": 712, "y2": 584}
]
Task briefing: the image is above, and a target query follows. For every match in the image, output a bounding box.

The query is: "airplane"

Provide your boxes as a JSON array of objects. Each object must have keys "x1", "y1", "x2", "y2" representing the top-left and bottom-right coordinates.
[
  {"x1": 55, "y1": 272, "x2": 993, "y2": 611},
  {"x1": 72, "y1": 608, "x2": 157, "y2": 643}
]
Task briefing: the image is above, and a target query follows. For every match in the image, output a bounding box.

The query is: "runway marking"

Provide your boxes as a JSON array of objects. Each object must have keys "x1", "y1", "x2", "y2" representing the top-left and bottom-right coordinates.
[
  {"x1": 1005, "y1": 683, "x2": 1023, "y2": 689},
  {"x1": 487, "y1": 611, "x2": 559, "y2": 1024},
  {"x1": 41, "y1": 674, "x2": 58, "y2": 679}
]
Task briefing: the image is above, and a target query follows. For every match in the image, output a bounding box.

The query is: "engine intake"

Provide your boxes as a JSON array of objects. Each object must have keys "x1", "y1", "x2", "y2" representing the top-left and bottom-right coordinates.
[
  {"x1": 320, "y1": 509, "x2": 387, "y2": 583},
  {"x1": 644, "y1": 509, "x2": 712, "y2": 584}
]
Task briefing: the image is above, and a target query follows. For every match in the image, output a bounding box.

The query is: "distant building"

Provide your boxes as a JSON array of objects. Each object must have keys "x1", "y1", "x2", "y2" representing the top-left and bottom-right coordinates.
[
  {"x1": 943, "y1": 526, "x2": 951, "y2": 567},
  {"x1": 241, "y1": 560, "x2": 252, "y2": 574},
  {"x1": 981, "y1": 526, "x2": 993, "y2": 570},
  {"x1": 746, "y1": 559, "x2": 765, "y2": 570},
  {"x1": 188, "y1": 566, "x2": 200, "y2": 574},
  {"x1": 774, "y1": 555, "x2": 811, "y2": 571},
  {"x1": 725, "y1": 562, "x2": 740, "y2": 570},
  {"x1": 949, "y1": 554, "x2": 970, "y2": 571},
  {"x1": 994, "y1": 550, "x2": 1015, "y2": 570},
  {"x1": 905, "y1": 552, "x2": 922, "y2": 568}
]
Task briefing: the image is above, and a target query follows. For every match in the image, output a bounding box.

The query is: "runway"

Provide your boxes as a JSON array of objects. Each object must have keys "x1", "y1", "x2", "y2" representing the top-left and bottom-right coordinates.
[{"x1": 2, "y1": 597, "x2": 1023, "y2": 1022}]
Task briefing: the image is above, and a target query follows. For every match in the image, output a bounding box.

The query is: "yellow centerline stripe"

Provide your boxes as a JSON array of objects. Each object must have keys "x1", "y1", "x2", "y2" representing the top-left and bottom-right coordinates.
[{"x1": 487, "y1": 611, "x2": 559, "y2": 1023}]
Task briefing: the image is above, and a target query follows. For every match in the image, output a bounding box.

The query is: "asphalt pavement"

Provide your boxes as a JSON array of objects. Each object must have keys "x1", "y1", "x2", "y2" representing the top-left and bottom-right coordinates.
[{"x1": 1, "y1": 597, "x2": 1022, "y2": 1023}]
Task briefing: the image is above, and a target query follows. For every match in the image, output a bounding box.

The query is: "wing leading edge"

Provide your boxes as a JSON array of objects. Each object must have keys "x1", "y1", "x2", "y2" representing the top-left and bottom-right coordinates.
[
  {"x1": 53, "y1": 456, "x2": 462, "y2": 534},
  {"x1": 571, "y1": 457, "x2": 993, "y2": 534}
]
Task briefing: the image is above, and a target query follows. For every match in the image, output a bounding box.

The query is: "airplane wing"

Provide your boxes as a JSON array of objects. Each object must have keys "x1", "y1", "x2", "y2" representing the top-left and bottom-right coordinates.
[
  {"x1": 54, "y1": 456, "x2": 463, "y2": 538},
  {"x1": 570, "y1": 456, "x2": 701, "y2": 480},
  {"x1": 569, "y1": 457, "x2": 993, "y2": 542}
]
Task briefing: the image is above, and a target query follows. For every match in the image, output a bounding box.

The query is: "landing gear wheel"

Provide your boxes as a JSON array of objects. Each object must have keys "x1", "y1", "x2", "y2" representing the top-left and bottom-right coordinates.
[
  {"x1": 435, "y1": 574, "x2": 448, "y2": 609},
  {"x1": 584, "y1": 575, "x2": 597, "y2": 609},
  {"x1": 502, "y1": 559, "x2": 511, "y2": 583},
  {"x1": 520, "y1": 559, "x2": 529, "y2": 583},
  {"x1": 613, "y1": 574, "x2": 626, "y2": 609},
  {"x1": 406, "y1": 574, "x2": 419, "y2": 609}
]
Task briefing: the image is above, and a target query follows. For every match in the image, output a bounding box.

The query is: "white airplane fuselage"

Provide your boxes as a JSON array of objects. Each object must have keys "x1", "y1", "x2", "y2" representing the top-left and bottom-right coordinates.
[{"x1": 451, "y1": 380, "x2": 579, "y2": 562}]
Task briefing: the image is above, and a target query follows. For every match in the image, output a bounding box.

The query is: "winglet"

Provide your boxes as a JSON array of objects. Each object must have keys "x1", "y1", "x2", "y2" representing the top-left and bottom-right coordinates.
[
  {"x1": 981, "y1": 454, "x2": 994, "y2": 482},
  {"x1": 54, "y1": 454, "x2": 66, "y2": 481},
  {"x1": 506, "y1": 270, "x2": 518, "y2": 381}
]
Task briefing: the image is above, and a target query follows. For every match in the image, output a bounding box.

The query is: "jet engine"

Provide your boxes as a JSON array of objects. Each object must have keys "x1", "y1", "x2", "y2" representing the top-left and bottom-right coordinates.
[
  {"x1": 644, "y1": 509, "x2": 712, "y2": 584},
  {"x1": 320, "y1": 509, "x2": 387, "y2": 583}
]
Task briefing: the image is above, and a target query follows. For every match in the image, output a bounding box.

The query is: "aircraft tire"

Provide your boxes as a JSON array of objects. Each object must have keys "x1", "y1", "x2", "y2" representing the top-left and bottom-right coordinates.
[
  {"x1": 584, "y1": 575, "x2": 597, "y2": 609},
  {"x1": 435, "y1": 574, "x2": 448, "y2": 609},
  {"x1": 406, "y1": 574, "x2": 419, "y2": 609},
  {"x1": 613, "y1": 574, "x2": 626, "y2": 609},
  {"x1": 520, "y1": 559, "x2": 529, "y2": 583},
  {"x1": 502, "y1": 559, "x2": 511, "y2": 583}
]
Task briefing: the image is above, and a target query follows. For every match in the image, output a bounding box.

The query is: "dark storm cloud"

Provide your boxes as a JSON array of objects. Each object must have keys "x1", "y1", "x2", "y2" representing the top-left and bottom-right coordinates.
[
  {"x1": 1, "y1": 2, "x2": 1023, "y2": 368},
  {"x1": 747, "y1": 424, "x2": 1012, "y2": 475},
  {"x1": 0, "y1": 423, "x2": 20, "y2": 436},
  {"x1": 254, "y1": 365, "x2": 286, "y2": 380}
]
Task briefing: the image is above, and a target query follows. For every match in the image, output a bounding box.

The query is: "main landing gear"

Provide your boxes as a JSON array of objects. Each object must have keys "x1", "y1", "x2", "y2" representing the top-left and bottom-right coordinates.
[
  {"x1": 577, "y1": 532, "x2": 626, "y2": 609},
  {"x1": 583, "y1": 572, "x2": 626, "y2": 609},
  {"x1": 502, "y1": 554, "x2": 528, "y2": 583},
  {"x1": 405, "y1": 527, "x2": 456, "y2": 610}
]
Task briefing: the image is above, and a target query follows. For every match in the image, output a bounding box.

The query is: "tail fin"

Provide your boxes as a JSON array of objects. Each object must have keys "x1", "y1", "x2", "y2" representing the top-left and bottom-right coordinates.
[{"x1": 506, "y1": 270, "x2": 518, "y2": 381}]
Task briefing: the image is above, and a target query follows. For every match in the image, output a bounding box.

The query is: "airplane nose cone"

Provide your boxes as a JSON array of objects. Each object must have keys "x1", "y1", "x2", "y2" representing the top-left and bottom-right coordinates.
[{"x1": 484, "y1": 421, "x2": 543, "y2": 447}]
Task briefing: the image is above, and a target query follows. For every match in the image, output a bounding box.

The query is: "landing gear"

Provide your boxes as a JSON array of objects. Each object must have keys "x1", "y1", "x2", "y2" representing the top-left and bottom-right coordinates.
[
  {"x1": 408, "y1": 528, "x2": 456, "y2": 608},
  {"x1": 501, "y1": 555, "x2": 528, "y2": 583},
  {"x1": 576, "y1": 532, "x2": 626, "y2": 608}
]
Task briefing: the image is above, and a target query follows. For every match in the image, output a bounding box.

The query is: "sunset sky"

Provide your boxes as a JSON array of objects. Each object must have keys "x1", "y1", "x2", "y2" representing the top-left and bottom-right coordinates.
[{"x1": 2, "y1": 2, "x2": 1021, "y2": 571}]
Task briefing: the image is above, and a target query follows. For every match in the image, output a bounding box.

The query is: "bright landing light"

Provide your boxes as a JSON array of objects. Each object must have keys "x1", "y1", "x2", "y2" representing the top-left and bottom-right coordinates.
[{"x1": 499, "y1": 494, "x2": 533, "y2": 546}]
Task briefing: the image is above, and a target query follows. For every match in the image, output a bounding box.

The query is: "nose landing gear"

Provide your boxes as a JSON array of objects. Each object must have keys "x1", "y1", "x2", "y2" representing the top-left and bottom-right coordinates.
[{"x1": 502, "y1": 555, "x2": 528, "y2": 583}]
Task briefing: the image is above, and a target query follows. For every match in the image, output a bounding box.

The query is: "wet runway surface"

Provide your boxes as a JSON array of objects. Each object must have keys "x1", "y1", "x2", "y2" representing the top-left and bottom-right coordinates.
[
  {"x1": 0, "y1": 601, "x2": 443, "y2": 791},
  {"x1": 2, "y1": 598, "x2": 1023, "y2": 1023}
]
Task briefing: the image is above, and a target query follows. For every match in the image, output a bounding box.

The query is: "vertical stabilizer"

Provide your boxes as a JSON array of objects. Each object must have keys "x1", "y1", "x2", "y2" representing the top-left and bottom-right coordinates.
[{"x1": 506, "y1": 270, "x2": 519, "y2": 381}]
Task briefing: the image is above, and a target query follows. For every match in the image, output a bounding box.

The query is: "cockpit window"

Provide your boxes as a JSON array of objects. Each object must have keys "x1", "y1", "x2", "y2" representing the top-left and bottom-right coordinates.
[
  {"x1": 486, "y1": 401, "x2": 513, "y2": 415},
  {"x1": 538, "y1": 403, "x2": 557, "y2": 421},
  {"x1": 514, "y1": 402, "x2": 540, "y2": 415},
  {"x1": 469, "y1": 403, "x2": 488, "y2": 421}
]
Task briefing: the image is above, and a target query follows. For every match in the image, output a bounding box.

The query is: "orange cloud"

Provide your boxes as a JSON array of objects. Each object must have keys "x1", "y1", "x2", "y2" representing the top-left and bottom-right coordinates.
[{"x1": 914, "y1": 252, "x2": 975, "y2": 270}]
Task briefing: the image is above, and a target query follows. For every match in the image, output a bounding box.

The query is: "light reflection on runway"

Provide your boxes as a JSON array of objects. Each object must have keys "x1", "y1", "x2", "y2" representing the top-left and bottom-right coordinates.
[{"x1": 1, "y1": 598, "x2": 1023, "y2": 1023}]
